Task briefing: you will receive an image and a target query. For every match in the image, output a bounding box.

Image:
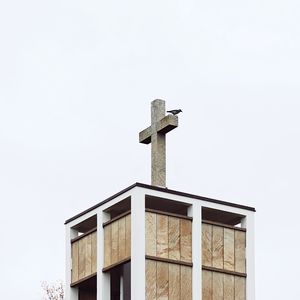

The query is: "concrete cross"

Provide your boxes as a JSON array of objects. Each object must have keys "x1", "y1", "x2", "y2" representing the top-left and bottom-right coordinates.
[{"x1": 139, "y1": 99, "x2": 179, "y2": 187}]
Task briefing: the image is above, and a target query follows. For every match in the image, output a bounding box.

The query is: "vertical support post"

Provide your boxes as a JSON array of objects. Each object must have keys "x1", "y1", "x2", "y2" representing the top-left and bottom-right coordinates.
[
  {"x1": 243, "y1": 213, "x2": 255, "y2": 300},
  {"x1": 151, "y1": 99, "x2": 166, "y2": 187},
  {"x1": 97, "y1": 211, "x2": 111, "y2": 300},
  {"x1": 131, "y1": 188, "x2": 146, "y2": 299},
  {"x1": 188, "y1": 203, "x2": 202, "y2": 300},
  {"x1": 65, "y1": 227, "x2": 78, "y2": 300}
]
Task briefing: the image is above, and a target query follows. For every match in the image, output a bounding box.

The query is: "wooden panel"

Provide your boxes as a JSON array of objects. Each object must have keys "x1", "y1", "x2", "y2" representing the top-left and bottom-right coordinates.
[
  {"x1": 168, "y1": 217, "x2": 180, "y2": 260},
  {"x1": 157, "y1": 215, "x2": 168, "y2": 258},
  {"x1": 235, "y1": 277, "x2": 246, "y2": 300},
  {"x1": 146, "y1": 260, "x2": 157, "y2": 300},
  {"x1": 180, "y1": 266, "x2": 192, "y2": 300},
  {"x1": 125, "y1": 214, "x2": 131, "y2": 258},
  {"x1": 111, "y1": 220, "x2": 119, "y2": 264},
  {"x1": 146, "y1": 212, "x2": 157, "y2": 256},
  {"x1": 224, "y1": 274, "x2": 234, "y2": 300},
  {"x1": 235, "y1": 231, "x2": 246, "y2": 273},
  {"x1": 85, "y1": 234, "x2": 92, "y2": 275},
  {"x1": 169, "y1": 264, "x2": 180, "y2": 300},
  {"x1": 202, "y1": 223, "x2": 212, "y2": 267},
  {"x1": 72, "y1": 242, "x2": 79, "y2": 283},
  {"x1": 224, "y1": 229, "x2": 235, "y2": 271},
  {"x1": 180, "y1": 219, "x2": 192, "y2": 262},
  {"x1": 118, "y1": 217, "x2": 126, "y2": 260},
  {"x1": 157, "y1": 262, "x2": 169, "y2": 300},
  {"x1": 212, "y1": 272, "x2": 223, "y2": 300},
  {"x1": 202, "y1": 270, "x2": 212, "y2": 300},
  {"x1": 78, "y1": 238, "x2": 87, "y2": 279},
  {"x1": 104, "y1": 224, "x2": 111, "y2": 267},
  {"x1": 91, "y1": 231, "x2": 97, "y2": 273},
  {"x1": 212, "y1": 226, "x2": 224, "y2": 269}
]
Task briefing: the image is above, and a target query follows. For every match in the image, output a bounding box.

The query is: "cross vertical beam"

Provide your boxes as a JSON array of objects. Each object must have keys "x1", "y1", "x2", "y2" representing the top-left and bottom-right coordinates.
[{"x1": 139, "y1": 99, "x2": 179, "y2": 187}]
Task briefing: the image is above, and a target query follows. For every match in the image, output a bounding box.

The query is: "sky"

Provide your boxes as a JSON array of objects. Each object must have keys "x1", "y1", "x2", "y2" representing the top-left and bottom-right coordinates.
[{"x1": 0, "y1": 0, "x2": 300, "y2": 299}]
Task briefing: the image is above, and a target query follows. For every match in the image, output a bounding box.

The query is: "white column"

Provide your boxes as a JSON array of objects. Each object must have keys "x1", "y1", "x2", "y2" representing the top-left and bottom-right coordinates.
[
  {"x1": 131, "y1": 188, "x2": 146, "y2": 300},
  {"x1": 189, "y1": 202, "x2": 202, "y2": 300},
  {"x1": 97, "y1": 211, "x2": 111, "y2": 300},
  {"x1": 243, "y1": 213, "x2": 255, "y2": 300},
  {"x1": 65, "y1": 227, "x2": 78, "y2": 300}
]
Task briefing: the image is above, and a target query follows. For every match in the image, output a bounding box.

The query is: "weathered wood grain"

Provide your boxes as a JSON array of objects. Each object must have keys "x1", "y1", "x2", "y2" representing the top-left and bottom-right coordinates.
[
  {"x1": 125, "y1": 214, "x2": 131, "y2": 258},
  {"x1": 111, "y1": 220, "x2": 119, "y2": 264},
  {"x1": 91, "y1": 231, "x2": 97, "y2": 273},
  {"x1": 202, "y1": 223, "x2": 212, "y2": 267},
  {"x1": 118, "y1": 216, "x2": 126, "y2": 260},
  {"x1": 224, "y1": 274, "x2": 234, "y2": 300},
  {"x1": 146, "y1": 212, "x2": 157, "y2": 256},
  {"x1": 180, "y1": 219, "x2": 192, "y2": 262},
  {"x1": 168, "y1": 217, "x2": 180, "y2": 261},
  {"x1": 104, "y1": 224, "x2": 111, "y2": 267},
  {"x1": 235, "y1": 231, "x2": 246, "y2": 273},
  {"x1": 212, "y1": 272, "x2": 223, "y2": 300},
  {"x1": 202, "y1": 270, "x2": 212, "y2": 300},
  {"x1": 157, "y1": 215, "x2": 168, "y2": 258},
  {"x1": 85, "y1": 234, "x2": 92, "y2": 275},
  {"x1": 71, "y1": 242, "x2": 79, "y2": 283},
  {"x1": 146, "y1": 259, "x2": 157, "y2": 300},
  {"x1": 224, "y1": 228, "x2": 235, "y2": 271},
  {"x1": 180, "y1": 266, "x2": 192, "y2": 300},
  {"x1": 212, "y1": 226, "x2": 224, "y2": 269},
  {"x1": 78, "y1": 238, "x2": 86, "y2": 279},
  {"x1": 169, "y1": 263, "x2": 180, "y2": 300},
  {"x1": 157, "y1": 261, "x2": 169, "y2": 300},
  {"x1": 235, "y1": 277, "x2": 246, "y2": 300}
]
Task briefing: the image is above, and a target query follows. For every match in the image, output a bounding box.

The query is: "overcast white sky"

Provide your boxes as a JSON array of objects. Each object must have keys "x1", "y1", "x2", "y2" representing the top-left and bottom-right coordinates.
[{"x1": 0, "y1": 0, "x2": 300, "y2": 299}]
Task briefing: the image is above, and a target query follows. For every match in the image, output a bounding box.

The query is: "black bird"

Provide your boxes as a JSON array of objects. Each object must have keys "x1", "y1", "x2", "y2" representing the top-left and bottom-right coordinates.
[{"x1": 167, "y1": 109, "x2": 182, "y2": 115}]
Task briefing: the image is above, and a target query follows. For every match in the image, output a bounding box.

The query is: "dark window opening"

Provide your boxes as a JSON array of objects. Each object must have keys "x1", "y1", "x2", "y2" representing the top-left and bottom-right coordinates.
[
  {"x1": 202, "y1": 207, "x2": 244, "y2": 226},
  {"x1": 78, "y1": 275, "x2": 97, "y2": 300},
  {"x1": 111, "y1": 262, "x2": 131, "y2": 300},
  {"x1": 104, "y1": 197, "x2": 131, "y2": 219}
]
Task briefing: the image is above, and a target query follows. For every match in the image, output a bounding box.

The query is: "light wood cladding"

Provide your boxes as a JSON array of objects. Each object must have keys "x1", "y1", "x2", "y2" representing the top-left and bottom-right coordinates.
[
  {"x1": 145, "y1": 211, "x2": 192, "y2": 263},
  {"x1": 71, "y1": 231, "x2": 97, "y2": 284},
  {"x1": 145, "y1": 259, "x2": 192, "y2": 300},
  {"x1": 103, "y1": 214, "x2": 131, "y2": 269},
  {"x1": 202, "y1": 223, "x2": 247, "y2": 300}
]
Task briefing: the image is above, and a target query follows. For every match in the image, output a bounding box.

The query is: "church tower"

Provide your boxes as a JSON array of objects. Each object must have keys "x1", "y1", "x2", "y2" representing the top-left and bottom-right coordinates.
[{"x1": 65, "y1": 100, "x2": 255, "y2": 300}]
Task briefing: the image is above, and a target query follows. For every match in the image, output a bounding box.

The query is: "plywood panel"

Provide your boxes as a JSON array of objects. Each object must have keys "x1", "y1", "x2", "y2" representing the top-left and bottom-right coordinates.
[
  {"x1": 202, "y1": 270, "x2": 212, "y2": 300},
  {"x1": 104, "y1": 224, "x2": 111, "y2": 267},
  {"x1": 146, "y1": 260, "x2": 157, "y2": 300},
  {"x1": 91, "y1": 232, "x2": 97, "y2": 273},
  {"x1": 72, "y1": 242, "x2": 79, "y2": 283},
  {"x1": 235, "y1": 231, "x2": 246, "y2": 273},
  {"x1": 157, "y1": 262, "x2": 169, "y2": 300},
  {"x1": 235, "y1": 277, "x2": 246, "y2": 300},
  {"x1": 169, "y1": 264, "x2": 180, "y2": 300},
  {"x1": 111, "y1": 220, "x2": 119, "y2": 264},
  {"x1": 212, "y1": 226, "x2": 224, "y2": 269},
  {"x1": 78, "y1": 238, "x2": 87, "y2": 279},
  {"x1": 168, "y1": 217, "x2": 180, "y2": 260},
  {"x1": 224, "y1": 274, "x2": 234, "y2": 300},
  {"x1": 118, "y1": 217, "x2": 126, "y2": 260},
  {"x1": 180, "y1": 219, "x2": 192, "y2": 262},
  {"x1": 125, "y1": 214, "x2": 131, "y2": 258},
  {"x1": 157, "y1": 215, "x2": 168, "y2": 258},
  {"x1": 85, "y1": 234, "x2": 92, "y2": 275},
  {"x1": 224, "y1": 229, "x2": 235, "y2": 271},
  {"x1": 212, "y1": 272, "x2": 223, "y2": 300},
  {"x1": 202, "y1": 224, "x2": 212, "y2": 267},
  {"x1": 146, "y1": 212, "x2": 157, "y2": 256},
  {"x1": 180, "y1": 266, "x2": 192, "y2": 300}
]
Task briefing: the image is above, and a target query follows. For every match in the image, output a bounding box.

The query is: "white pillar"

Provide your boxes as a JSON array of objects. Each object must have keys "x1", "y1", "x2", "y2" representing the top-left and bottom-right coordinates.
[
  {"x1": 97, "y1": 211, "x2": 111, "y2": 300},
  {"x1": 65, "y1": 227, "x2": 78, "y2": 300},
  {"x1": 131, "y1": 189, "x2": 146, "y2": 300},
  {"x1": 244, "y1": 213, "x2": 255, "y2": 300},
  {"x1": 189, "y1": 203, "x2": 202, "y2": 300}
]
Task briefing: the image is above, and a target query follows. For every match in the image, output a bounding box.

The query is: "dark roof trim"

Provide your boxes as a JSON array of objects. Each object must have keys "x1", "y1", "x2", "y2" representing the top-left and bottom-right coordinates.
[{"x1": 65, "y1": 182, "x2": 255, "y2": 225}]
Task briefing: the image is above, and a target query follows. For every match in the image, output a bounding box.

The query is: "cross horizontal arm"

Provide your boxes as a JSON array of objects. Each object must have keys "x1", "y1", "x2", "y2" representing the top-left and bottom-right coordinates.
[
  {"x1": 139, "y1": 126, "x2": 152, "y2": 144},
  {"x1": 156, "y1": 115, "x2": 178, "y2": 134}
]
